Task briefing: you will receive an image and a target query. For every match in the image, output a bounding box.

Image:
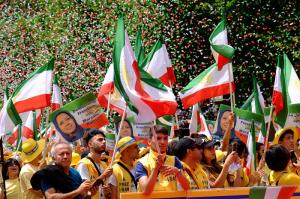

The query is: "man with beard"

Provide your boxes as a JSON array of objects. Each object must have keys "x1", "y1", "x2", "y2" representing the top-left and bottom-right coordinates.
[
  {"x1": 135, "y1": 125, "x2": 189, "y2": 194},
  {"x1": 109, "y1": 136, "x2": 140, "y2": 198},
  {"x1": 77, "y1": 129, "x2": 113, "y2": 199}
]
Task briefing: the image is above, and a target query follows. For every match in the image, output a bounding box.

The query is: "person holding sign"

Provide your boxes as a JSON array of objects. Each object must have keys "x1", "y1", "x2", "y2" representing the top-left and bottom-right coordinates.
[
  {"x1": 109, "y1": 136, "x2": 140, "y2": 199},
  {"x1": 135, "y1": 125, "x2": 189, "y2": 194},
  {"x1": 52, "y1": 110, "x2": 85, "y2": 143},
  {"x1": 76, "y1": 129, "x2": 113, "y2": 199},
  {"x1": 174, "y1": 137, "x2": 209, "y2": 189}
]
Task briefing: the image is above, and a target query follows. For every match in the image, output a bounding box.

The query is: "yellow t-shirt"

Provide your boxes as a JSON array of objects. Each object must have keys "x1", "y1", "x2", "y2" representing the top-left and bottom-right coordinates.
[
  {"x1": 269, "y1": 170, "x2": 300, "y2": 186},
  {"x1": 5, "y1": 178, "x2": 21, "y2": 199},
  {"x1": 182, "y1": 162, "x2": 209, "y2": 189},
  {"x1": 20, "y1": 164, "x2": 43, "y2": 199}
]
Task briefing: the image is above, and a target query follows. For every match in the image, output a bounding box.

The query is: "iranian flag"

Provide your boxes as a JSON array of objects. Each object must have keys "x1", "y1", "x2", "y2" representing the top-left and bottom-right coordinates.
[
  {"x1": 97, "y1": 64, "x2": 136, "y2": 117},
  {"x1": 156, "y1": 115, "x2": 177, "y2": 138},
  {"x1": 51, "y1": 75, "x2": 63, "y2": 111},
  {"x1": 134, "y1": 29, "x2": 146, "y2": 67},
  {"x1": 6, "y1": 125, "x2": 20, "y2": 145},
  {"x1": 249, "y1": 186, "x2": 297, "y2": 199},
  {"x1": 272, "y1": 55, "x2": 287, "y2": 127},
  {"x1": 246, "y1": 121, "x2": 256, "y2": 176},
  {"x1": 179, "y1": 63, "x2": 235, "y2": 109},
  {"x1": 284, "y1": 53, "x2": 300, "y2": 104},
  {"x1": 209, "y1": 20, "x2": 235, "y2": 70},
  {"x1": 11, "y1": 58, "x2": 54, "y2": 113},
  {"x1": 141, "y1": 38, "x2": 176, "y2": 86},
  {"x1": 112, "y1": 17, "x2": 177, "y2": 122},
  {"x1": 0, "y1": 99, "x2": 22, "y2": 136},
  {"x1": 189, "y1": 104, "x2": 211, "y2": 139},
  {"x1": 4, "y1": 109, "x2": 42, "y2": 145}
]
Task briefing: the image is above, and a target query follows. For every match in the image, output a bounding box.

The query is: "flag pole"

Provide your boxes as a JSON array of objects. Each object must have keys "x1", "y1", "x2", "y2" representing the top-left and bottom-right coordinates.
[
  {"x1": 229, "y1": 64, "x2": 234, "y2": 112},
  {"x1": 109, "y1": 105, "x2": 127, "y2": 168},
  {"x1": 0, "y1": 137, "x2": 7, "y2": 199},
  {"x1": 169, "y1": 80, "x2": 180, "y2": 129},
  {"x1": 106, "y1": 92, "x2": 112, "y2": 120},
  {"x1": 263, "y1": 105, "x2": 274, "y2": 160}
]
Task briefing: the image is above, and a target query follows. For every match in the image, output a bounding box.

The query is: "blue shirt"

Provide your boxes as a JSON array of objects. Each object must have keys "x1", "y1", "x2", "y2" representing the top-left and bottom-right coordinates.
[
  {"x1": 41, "y1": 167, "x2": 83, "y2": 199},
  {"x1": 135, "y1": 156, "x2": 183, "y2": 182}
]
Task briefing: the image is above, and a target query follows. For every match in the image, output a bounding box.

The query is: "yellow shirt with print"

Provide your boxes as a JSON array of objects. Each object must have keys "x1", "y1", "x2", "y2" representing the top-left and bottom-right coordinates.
[
  {"x1": 182, "y1": 162, "x2": 209, "y2": 189},
  {"x1": 137, "y1": 150, "x2": 178, "y2": 192}
]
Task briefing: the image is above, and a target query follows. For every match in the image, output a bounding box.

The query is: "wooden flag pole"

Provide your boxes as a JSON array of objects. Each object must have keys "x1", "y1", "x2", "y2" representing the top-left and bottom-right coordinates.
[
  {"x1": 168, "y1": 80, "x2": 180, "y2": 129},
  {"x1": 263, "y1": 105, "x2": 274, "y2": 161},
  {"x1": 106, "y1": 92, "x2": 112, "y2": 120},
  {"x1": 109, "y1": 105, "x2": 127, "y2": 168},
  {"x1": 228, "y1": 64, "x2": 234, "y2": 112}
]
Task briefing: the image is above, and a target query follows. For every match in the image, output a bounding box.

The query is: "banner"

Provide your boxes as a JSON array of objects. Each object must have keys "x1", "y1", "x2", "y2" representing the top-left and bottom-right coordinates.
[
  {"x1": 214, "y1": 104, "x2": 264, "y2": 143},
  {"x1": 50, "y1": 93, "x2": 109, "y2": 142},
  {"x1": 132, "y1": 122, "x2": 152, "y2": 146},
  {"x1": 120, "y1": 186, "x2": 300, "y2": 199},
  {"x1": 105, "y1": 133, "x2": 116, "y2": 156},
  {"x1": 285, "y1": 104, "x2": 300, "y2": 129}
]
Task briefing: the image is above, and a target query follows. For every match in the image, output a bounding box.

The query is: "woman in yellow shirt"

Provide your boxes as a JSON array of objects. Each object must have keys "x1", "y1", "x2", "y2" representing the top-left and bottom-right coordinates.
[
  {"x1": 3, "y1": 158, "x2": 21, "y2": 199},
  {"x1": 266, "y1": 144, "x2": 300, "y2": 186}
]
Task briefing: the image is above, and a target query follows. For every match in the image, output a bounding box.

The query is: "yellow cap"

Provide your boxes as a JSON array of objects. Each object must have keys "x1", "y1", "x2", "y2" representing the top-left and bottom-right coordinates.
[{"x1": 117, "y1": 136, "x2": 141, "y2": 153}]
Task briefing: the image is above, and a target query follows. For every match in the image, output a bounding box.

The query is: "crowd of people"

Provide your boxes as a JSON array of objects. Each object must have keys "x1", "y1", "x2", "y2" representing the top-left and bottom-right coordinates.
[{"x1": 1, "y1": 114, "x2": 300, "y2": 199}]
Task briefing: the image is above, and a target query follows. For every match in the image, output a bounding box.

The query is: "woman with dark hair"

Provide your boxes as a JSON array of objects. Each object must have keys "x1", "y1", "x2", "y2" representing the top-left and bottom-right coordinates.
[
  {"x1": 3, "y1": 158, "x2": 22, "y2": 199},
  {"x1": 52, "y1": 110, "x2": 85, "y2": 142},
  {"x1": 115, "y1": 119, "x2": 133, "y2": 139},
  {"x1": 200, "y1": 137, "x2": 241, "y2": 188}
]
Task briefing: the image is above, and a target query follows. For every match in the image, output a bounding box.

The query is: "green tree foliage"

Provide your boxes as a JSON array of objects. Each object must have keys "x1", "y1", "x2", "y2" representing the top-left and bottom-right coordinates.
[{"x1": 0, "y1": 0, "x2": 299, "y2": 120}]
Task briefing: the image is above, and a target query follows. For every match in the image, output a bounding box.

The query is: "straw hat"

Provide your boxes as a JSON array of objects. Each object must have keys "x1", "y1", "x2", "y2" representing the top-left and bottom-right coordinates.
[
  {"x1": 272, "y1": 127, "x2": 299, "y2": 145},
  {"x1": 21, "y1": 138, "x2": 45, "y2": 163},
  {"x1": 117, "y1": 136, "x2": 141, "y2": 153}
]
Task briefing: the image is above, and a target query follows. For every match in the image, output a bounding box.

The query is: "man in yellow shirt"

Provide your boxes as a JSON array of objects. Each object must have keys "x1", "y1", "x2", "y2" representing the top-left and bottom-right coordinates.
[
  {"x1": 135, "y1": 125, "x2": 189, "y2": 194},
  {"x1": 174, "y1": 137, "x2": 209, "y2": 189},
  {"x1": 76, "y1": 129, "x2": 113, "y2": 199},
  {"x1": 266, "y1": 144, "x2": 300, "y2": 185},
  {"x1": 109, "y1": 136, "x2": 140, "y2": 199},
  {"x1": 20, "y1": 138, "x2": 45, "y2": 199}
]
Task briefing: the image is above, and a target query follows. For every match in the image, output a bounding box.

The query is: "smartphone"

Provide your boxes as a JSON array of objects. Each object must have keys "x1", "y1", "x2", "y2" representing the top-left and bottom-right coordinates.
[{"x1": 232, "y1": 143, "x2": 237, "y2": 152}]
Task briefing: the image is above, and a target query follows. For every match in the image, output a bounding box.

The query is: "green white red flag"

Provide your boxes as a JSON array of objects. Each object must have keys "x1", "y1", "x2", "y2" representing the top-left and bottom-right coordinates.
[
  {"x1": 51, "y1": 75, "x2": 63, "y2": 111},
  {"x1": 112, "y1": 17, "x2": 177, "y2": 122},
  {"x1": 272, "y1": 55, "x2": 287, "y2": 127},
  {"x1": 134, "y1": 29, "x2": 146, "y2": 67},
  {"x1": 156, "y1": 115, "x2": 177, "y2": 138},
  {"x1": 245, "y1": 120, "x2": 256, "y2": 176},
  {"x1": 12, "y1": 58, "x2": 54, "y2": 113},
  {"x1": 189, "y1": 104, "x2": 211, "y2": 139},
  {"x1": 141, "y1": 38, "x2": 176, "y2": 86},
  {"x1": 249, "y1": 186, "x2": 297, "y2": 199},
  {"x1": 209, "y1": 20, "x2": 235, "y2": 70},
  {"x1": 179, "y1": 63, "x2": 235, "y2": 109}
]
